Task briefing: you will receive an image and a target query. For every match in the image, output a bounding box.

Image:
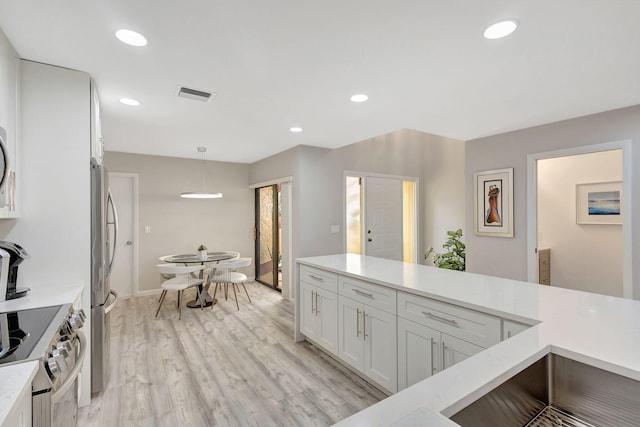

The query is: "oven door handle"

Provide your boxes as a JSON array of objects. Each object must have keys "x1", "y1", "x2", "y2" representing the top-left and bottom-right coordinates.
[{"x1": 52, "y1": 330, "x2": 87, "y2": 403}]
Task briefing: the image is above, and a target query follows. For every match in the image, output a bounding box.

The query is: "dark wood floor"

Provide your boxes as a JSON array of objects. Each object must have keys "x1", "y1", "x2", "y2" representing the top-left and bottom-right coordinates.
[{"x1": 78, "y1": 282, "x2": 385, "y2": 426}]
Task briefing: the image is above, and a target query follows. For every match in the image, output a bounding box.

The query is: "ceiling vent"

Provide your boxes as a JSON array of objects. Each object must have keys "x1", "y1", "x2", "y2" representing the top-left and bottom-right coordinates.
[{"x1": 175, "y1": 85, "x2": 216, "y2": 103}]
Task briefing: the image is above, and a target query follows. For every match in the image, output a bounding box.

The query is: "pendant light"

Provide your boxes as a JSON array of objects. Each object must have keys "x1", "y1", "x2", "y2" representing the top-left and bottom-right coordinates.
[{"x1": 180, "y1": 147, "x2": 223, "y2": 199}]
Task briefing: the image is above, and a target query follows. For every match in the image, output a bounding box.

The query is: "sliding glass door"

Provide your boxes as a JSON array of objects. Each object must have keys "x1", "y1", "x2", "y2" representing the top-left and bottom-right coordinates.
[{"x1": 255, "y1": 184, "x2": 281, "y2": 291}]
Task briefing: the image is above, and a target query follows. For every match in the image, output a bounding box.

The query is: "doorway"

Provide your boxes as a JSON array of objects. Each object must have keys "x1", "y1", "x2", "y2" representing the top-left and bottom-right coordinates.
[
  {"x1": 527, "y1": 140, "x2": 633, "y2": 299},
  {"x1": 108, "y1": 172, "x2": 138, "y2": 298},
  {"x1": 255, "y1": 184, "x2": 281, "y2": 291},
  {"x1": 345, "y1": 173, "x2": 417, "y2": 262}
]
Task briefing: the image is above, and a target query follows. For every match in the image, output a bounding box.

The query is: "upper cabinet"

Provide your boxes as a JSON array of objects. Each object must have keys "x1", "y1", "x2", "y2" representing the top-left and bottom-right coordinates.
[{"x1": 0, "y1": 29, "x2": 20, "y2": 218}]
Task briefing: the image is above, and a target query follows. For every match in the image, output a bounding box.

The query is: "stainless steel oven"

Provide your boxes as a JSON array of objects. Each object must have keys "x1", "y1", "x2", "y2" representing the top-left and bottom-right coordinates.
[{"x1": 0, "y1": 304, "x2": 86, "y2": 427}]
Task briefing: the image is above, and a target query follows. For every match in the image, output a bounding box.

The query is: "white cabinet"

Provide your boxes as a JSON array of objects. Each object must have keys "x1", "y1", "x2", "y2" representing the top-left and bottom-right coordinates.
[
  {"x1": 502, "y1": 319, "x2": 530, "y2": 340},
  {"x1": 397, "y1": 291, "x2": 498, "y2": 391},
  {"x1": 338, "y1": 276, "x2": 397, "y2": 393},
  {"x1": 0, "y1": 30, "x2": 20, "y2": 218},
  {"x1": 300, "y1": 281, "x2": 338, "y2": 355},
  {"x1": 299, "y1": 265, "x2": 338, "y2": 355},
  {"x1": 1, "y1": 383, "x2": 32, "y2": 427}
]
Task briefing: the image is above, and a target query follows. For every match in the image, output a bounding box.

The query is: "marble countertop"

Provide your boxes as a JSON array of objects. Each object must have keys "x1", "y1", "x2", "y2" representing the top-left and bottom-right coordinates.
[
  {"x1": 0, "y1": 282, "x2": 84, "y2": 426},
  {"x1": 296, "y1": 254, "x2": 640, "y2": 427}
]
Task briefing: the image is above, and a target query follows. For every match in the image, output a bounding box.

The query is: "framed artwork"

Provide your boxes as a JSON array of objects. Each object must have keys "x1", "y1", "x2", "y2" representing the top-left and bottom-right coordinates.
[
  {"x1": 474, "y1": 168, "x2": 514, "y2": 237},
  {"x1": 576, "y1": 181, "x2": 622, "y2": 225}
]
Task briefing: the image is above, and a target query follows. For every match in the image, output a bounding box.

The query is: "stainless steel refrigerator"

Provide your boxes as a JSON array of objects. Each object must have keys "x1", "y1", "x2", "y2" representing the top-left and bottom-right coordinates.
[{"x1": 90, "y1": 158, "x2": 119, "y2": 393}]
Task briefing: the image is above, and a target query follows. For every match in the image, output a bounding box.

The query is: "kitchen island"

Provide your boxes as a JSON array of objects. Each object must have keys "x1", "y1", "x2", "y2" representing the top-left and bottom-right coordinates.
[{"x1": 295, "y1": 254, "x2": 640, "y2": 426}]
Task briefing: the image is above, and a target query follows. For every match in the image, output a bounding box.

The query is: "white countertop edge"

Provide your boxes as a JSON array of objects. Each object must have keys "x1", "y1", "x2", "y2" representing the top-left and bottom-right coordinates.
[
  {"x1": 0, "y1": 361, "x2": 38, "y2": 425},
  {"x1": 0, "y1": 282, "x2": 84, "y2": 312}
]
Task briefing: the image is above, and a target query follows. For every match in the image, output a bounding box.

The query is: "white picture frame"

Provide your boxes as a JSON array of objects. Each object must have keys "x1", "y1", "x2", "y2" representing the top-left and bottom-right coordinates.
[
  {"x1": 576, "y1": 181, "x2": 622, "y2": 225},
  {"x1": 474, "y1": 168, "x2": 514, "y2": 238}
]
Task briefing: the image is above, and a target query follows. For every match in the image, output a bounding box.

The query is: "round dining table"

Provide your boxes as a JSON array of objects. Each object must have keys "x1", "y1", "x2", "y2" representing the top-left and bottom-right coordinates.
[{"x1": 162, "y1": 252, "x2": 236, "y2": 308}]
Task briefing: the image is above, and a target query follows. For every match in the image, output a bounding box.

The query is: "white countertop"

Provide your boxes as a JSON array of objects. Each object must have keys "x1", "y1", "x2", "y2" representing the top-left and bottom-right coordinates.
[
  {"x1": 296, "y1": 254, "x2": 640, "y2": 427},
  {"x1": 0, "y1": 282, "x2": 84, "y2": 426}
]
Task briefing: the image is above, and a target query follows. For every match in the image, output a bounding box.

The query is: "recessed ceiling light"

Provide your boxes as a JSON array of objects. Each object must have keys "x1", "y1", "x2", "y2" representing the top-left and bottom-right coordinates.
[
  {"x1": 120, "y1": 98, "x2": 141, "y2": 106},
  {"x1": 289, "y1": 127, "x2": 303, "y2": 133},
  {"x1": 115, "y1": 29, "x2": 148, "y2": 47},
  {"x1": 483, "y1": 19, "x2": 518, "y2": 39},
  {"x1": 350, "y1": 94, "x2": 369, "y2": 103}
]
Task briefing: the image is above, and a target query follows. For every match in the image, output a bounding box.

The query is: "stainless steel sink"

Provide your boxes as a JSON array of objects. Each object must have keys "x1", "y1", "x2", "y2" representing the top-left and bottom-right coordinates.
[{"x1": 450, "y1": 353, "x2": 640, "y2": 427}]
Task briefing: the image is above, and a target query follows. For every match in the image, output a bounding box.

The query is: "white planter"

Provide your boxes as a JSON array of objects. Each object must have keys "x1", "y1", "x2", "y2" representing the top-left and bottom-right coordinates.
[{"x1": 199, "y1": 250, "x2": 208, "y2": 260}]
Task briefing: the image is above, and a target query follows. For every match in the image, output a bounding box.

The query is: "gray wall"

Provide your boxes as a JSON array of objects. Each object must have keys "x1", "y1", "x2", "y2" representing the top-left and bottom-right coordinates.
[
  {"x1": 250, "y1": 128, "x2": 466, "y2": 266},
  {"x1": 465, "y1": 105, "x2": 640, "y2": 299},
  {"x1": 105, "y1": 152, "x2": 254, "y2": 293}
]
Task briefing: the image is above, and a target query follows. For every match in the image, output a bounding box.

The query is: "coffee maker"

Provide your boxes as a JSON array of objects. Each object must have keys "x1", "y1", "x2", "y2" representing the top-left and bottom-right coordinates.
[{"x1": 0, "y1": 241, "x2": 30, "y2": 301}]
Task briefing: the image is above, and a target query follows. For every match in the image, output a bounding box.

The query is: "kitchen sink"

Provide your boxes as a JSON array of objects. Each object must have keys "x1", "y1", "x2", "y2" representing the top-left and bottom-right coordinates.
[{"x1": 450, "y1": 353, "x2": 640, "y2": 427}]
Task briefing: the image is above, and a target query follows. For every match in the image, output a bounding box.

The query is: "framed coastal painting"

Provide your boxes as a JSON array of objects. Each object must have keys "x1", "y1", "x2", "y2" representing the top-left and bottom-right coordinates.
[
  {"x1": 474, "y1": 168, "x2": 514, "y2": 237},
  {"x1": 576, "y1": 181, "x2": 622, "y2": 225}
]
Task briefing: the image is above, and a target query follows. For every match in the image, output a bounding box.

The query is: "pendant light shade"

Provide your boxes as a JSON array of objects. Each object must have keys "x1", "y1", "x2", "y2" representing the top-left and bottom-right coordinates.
[{"x1": 180, "y1": 147, "x2": 223, "y2": 199}]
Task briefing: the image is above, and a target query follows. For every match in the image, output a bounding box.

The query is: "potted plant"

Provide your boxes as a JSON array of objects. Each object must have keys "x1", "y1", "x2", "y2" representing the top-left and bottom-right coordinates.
[
  {"x1": 197, "y1": 244, "x2": 208, "y2": 260},
  {"x1": 424, "y1": 229, "x2": 465, "y2": 271}
]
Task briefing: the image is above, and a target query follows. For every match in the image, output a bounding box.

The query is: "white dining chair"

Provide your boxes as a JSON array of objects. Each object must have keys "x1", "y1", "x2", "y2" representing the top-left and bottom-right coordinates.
[
  {"x1": 155, "y1": 263, "x2": 206, "y2": 320},
  {"x1": 208, "y1": 257, "x2": 252, "y2": 311},
  {"x1": 202, "y1": 251, "x2": 241, "y2": 282}
]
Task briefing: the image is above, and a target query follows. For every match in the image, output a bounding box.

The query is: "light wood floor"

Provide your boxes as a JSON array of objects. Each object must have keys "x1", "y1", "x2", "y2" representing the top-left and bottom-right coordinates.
[{"x1": 78, "y1": 282, "x2": 386, "y2": 426}]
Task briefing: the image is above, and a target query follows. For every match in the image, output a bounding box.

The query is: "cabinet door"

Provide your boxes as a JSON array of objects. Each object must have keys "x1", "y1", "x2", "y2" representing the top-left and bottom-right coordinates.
[
  {"x1": 300, "y1": 282, "x2": 317, "y2": 339},
  {"x1": 364, "y1": 304, "x2": 398, "y2": 393},
  {"x1": 441, "y1": 334, "x2": 483, "y2": 370},
  {"x1": 316, "y1": 287, "x2": 338, "y2": 356},
  {"x1": 398, "y1": 317, "x2": 440, "y2": 391},
  {"x1": 338, "y1": 296, "x2": 364, "y2": 371}
]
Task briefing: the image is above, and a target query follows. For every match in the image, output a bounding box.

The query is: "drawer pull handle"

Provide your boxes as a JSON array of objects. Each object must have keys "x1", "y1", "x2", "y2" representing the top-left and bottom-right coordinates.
[
  {"x1": 353, "y1": 289, "x2": 374, "y2": 299},
  {"x1": 309, "y1": 274, "x2": 324, "y2": 282},
  {"x1": 423, "y1": 311, "x2": 459, "y2": 327}
]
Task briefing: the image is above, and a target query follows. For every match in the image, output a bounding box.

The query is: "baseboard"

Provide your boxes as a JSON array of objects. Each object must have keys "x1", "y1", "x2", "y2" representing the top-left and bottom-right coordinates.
[{"x1": 136, "y1": 288, "x2": 163, "y2": 297}]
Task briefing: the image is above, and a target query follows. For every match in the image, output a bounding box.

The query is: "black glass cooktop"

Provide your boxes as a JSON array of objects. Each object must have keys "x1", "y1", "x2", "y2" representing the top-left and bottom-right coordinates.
[{"x1": 0, "y1": 305, "x2": 61, "y2": 365}]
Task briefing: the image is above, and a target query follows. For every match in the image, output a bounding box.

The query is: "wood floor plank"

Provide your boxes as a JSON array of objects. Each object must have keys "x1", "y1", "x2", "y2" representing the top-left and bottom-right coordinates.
[{"x1": 78, "y1": 282, "x2": 384, "y2": 426}]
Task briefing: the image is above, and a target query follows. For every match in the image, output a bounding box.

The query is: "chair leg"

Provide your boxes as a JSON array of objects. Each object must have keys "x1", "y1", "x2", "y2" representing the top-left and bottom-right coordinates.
[
  {"x1": 155, "y1": 290, "x2": 167, "y2": 318},
  {"x1": 197, "y1": 286, "x2": 205, "y2": 310},
  {"x1": 224, "y1": 283, "x2": 229, "y2": 300},
  {"x1": 241, "y1": 283, "x2": 252, "y2": 303},
  {"x1": 212, "y1": 283, "x2": 219, "y2": 309},
  {"x1": 178, "y1": 290, "x2": 182, "y2": 320},
  {"x1": 231, "y1": 283, "x2": 239, "y2": 310}
]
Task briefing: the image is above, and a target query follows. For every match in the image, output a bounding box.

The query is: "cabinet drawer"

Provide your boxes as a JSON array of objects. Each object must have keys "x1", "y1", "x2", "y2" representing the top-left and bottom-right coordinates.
[
  {"x1": 397, "y1": 292, "x2": 500, "y2": 348},
  {"x1": 299, "y1": 265, "x2": 338, "y2": 293},
  {"x1": 339, "y1": 276, "x2": 396, "y2": 314}
]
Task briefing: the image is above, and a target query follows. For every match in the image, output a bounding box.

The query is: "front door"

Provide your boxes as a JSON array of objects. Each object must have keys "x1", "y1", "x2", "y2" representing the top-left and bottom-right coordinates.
[{"x1": 364, "y1": 176, "x2": 403, "y2": 261}]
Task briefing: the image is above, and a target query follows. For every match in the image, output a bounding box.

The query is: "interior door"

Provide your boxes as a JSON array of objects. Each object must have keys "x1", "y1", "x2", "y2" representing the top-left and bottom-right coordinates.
[
  {"x1": 108, "y1": 173, "x2": 135, "y2": 298},
  {"x1": 364, "y1": 177, "x2": 403, "y2": 261}
]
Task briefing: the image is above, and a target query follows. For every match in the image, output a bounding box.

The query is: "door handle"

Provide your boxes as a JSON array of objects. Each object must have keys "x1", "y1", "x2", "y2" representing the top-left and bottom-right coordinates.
[
  {"x1": 356, "y1": 308, "x2": 361, "y2": 337},
  {"x1": 367, "y1": 238, "x2": 372, "y2": 242},
  {"x1": 311, "y1": 290, "x2": 316, "y2": 314},
  {"x1": 315, "y1": 292, "x2": 319, "y2": 315},
  {"x1": 126, "y1": 241, "x2": 132, "y2": 246}
]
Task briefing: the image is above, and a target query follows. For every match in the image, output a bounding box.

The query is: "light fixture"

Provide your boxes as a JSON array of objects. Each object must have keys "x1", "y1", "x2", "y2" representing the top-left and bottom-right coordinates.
[
  {"x1": 483, "y1": 19, "x2": 518, "y2": 39},
  {"x1": 289, "y1": 127, "x2": 303, "y2": 133},
  {"x1": 119, "y1": 98, "x2": 140, "y2": 106},
  {"x1": 115, "y1": 29, "x2": 148, "y2": 47},
  {"x1": 180, "y1": 147, "x2": 223, "y2": 199},
  {"x1": 350, "y1": 94, "x2": 368, "y2": 103}
]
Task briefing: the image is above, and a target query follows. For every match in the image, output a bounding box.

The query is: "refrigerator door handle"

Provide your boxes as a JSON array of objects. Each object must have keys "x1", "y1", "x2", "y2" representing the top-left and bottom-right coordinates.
[
  {"x1": 106, "y1": 189, "x2": 119, "y2": 277},
  {"x1": 104, "y1": 289, "x2": 119, "y2": 314}
]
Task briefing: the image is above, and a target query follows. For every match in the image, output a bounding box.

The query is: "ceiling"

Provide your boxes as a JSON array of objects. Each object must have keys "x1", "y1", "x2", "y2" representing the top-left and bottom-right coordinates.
[{"x1": 0, "y1": 1, "x2": 639, "y2": 164}]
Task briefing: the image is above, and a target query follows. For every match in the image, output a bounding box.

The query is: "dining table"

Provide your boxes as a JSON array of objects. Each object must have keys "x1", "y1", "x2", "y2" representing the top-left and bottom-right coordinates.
[{"x1": 162, "y1": 252, "x2": 236, "y2": 308}]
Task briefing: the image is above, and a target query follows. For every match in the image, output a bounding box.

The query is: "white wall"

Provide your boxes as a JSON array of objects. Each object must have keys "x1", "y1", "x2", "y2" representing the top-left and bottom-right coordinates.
[
  {"x1": 538, "y1": 150, "x2": 622, "y2": 296},
  {"x1": 465, "y1": 105, "x2": 640, "y2": 300},
  {"x1": 104, "y1": 151, "x2": 255, "y2": 293},
  {"x1": 250, "y1": 129, "x2": 466, "y2": 268}
]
